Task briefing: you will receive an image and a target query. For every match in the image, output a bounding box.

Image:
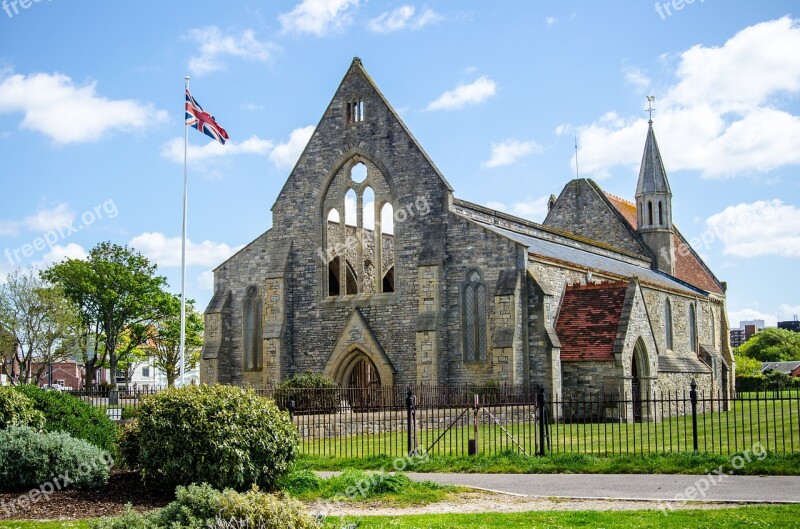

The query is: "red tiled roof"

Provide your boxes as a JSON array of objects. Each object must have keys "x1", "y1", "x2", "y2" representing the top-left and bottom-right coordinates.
[
  {"x1": 556, "y1": 281, "x2": 628, "y2": 362},
  {"x1": 603, "y1": 192, "x2": 725, "y2": 295},
  {"x1": 604, "y1": 193, "x2": 638, "y2": 228}
]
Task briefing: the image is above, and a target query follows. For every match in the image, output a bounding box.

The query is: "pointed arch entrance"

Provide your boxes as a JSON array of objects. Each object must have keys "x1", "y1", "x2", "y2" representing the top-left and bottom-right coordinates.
[
  {"x1": 336, "y1": 348, "x2": 382, "y2": 388},
  {"x1": 631, "y1": 338, "x2": 650, "y2": 422}
]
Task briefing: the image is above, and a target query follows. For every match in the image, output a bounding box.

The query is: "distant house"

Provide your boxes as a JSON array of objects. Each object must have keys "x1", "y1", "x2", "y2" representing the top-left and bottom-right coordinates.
[
  {"x1": 760, "y1": 361, "x2": 800, "y2": 377},
  {"x1": 33, "y1": 361, "x2": 110, "y2": 389}
]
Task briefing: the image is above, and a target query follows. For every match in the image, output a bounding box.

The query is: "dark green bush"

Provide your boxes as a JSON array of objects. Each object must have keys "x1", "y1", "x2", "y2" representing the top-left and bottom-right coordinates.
[
  {"x1": 278, "y1": 373, "x2": 338, "y2": 390},
  {"x1": 14, "y1": 385, "x2": 119, "y2": 455},
  {"x1": 0, "y1": 426, "x2": 112, "y2": 491},
  {"x1": 128, "y1": 384, "x2": 299, "y2": 490},
  {"x1": 90, "y1": 483, "x2": 318, "y2": 529},
  {"x1": 277, "y1": 373, "x2": 339, "y2": 413},
  {"x1": 0, "y1": 386, "x2": 44, "y2": 430}
]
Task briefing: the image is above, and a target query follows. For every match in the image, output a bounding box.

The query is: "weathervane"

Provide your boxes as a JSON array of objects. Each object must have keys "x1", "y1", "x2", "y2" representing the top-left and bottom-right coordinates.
[{"x1": 646, "y1": 95, "x2": 655, "y2": 123}]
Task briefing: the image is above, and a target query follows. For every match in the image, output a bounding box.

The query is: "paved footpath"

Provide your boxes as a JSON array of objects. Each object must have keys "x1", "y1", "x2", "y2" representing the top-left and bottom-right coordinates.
[{"x1": 404, "y1": 473, "x2": 800, "y2": 503}]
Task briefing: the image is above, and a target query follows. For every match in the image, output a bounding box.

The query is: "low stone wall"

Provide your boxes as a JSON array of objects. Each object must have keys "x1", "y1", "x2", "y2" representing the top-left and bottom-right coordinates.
[{"x1": 293, "y1": 404, "x2": 539, "y2": 441}]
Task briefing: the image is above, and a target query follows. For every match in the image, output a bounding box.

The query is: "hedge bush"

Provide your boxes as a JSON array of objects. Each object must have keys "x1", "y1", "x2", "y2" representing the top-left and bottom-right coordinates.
[
  {"x1": 736, "y1": 372, "x2": 800, "y2": 392},
  {"x1": 0, "y1": 386, "x2": 44, "y2": 430},
  {"x1": 127, "y1": 384, "x2": 299, "y2": 490},
  {"x1": 90, "y1": 483, "x2": 318, "y2": 529},
  {"x1": 0, "y1": 426, "x2": 112, "y2": 491},
  {"x1": 14, "y1": 385, "x2": 119, "y2": 456},
  {"x1": 276, "y1": 373, "x2": 339, "y2": 414}
]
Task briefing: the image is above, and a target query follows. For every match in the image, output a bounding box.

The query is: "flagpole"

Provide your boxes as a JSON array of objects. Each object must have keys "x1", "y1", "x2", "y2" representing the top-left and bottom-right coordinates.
[{"x1": 180, "y1": 75, "x2": 189, "y2": 388}]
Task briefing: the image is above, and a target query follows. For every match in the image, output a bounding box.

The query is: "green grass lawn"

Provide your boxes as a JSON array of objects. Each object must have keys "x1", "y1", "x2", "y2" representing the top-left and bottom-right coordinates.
[
  {"x1": 5, "y1": 506, "x2": 799, "y2": 529},
  {"x1": 297, "y1": 395, "x2": 800, "y2": 458},
  {"x1": 298, "y1": 450, "x2": 800, "y2": 475},
  {"x1": 330, "y1": 505, "x2": 800, "y2": 528}
]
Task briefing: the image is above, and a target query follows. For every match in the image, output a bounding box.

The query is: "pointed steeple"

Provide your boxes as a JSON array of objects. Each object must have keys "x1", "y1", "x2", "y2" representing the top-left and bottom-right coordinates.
[
  {"x1": 636, "y1": 122, "x2": 672, "y2": 198},
  {"x1": 635, "y1": 109, "x2": 675, "y2": 276}
]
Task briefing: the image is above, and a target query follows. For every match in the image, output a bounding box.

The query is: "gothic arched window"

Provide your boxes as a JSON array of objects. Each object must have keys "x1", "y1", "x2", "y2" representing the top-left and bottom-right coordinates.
[
  {"x1": 322, "y1": 157, "x2": 394, "y2": 297},
  {"x1": 243, "y1": 286, "x2": 262, "y2": 371},
  {"x1": 665, "y1": 299, "x2": 673, "y2": 351},
  {"x1": 689, "y1": 303, "x2": 697, "y2": 353},
  {"x1": 648, "y1": 201, "x2": 654, "y2": 226},
  {"x1": 462, "y1": 270, "x2": 487, "y2": 363}
]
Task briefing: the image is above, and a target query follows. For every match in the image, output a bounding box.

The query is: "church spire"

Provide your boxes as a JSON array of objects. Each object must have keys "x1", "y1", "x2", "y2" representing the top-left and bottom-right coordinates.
[
  {"x1": 635, "y1": 97, "x2": 674, "y2": 275},
  {"x1": 636, "y1": 120, "x2": 672, "y2": 198}
]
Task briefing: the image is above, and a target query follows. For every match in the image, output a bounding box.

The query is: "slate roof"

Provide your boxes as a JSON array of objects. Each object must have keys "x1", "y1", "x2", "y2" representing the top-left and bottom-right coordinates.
[
  {"x1": 603, "y1": 192, "x2": 725, "y2": 295},
  {"x1": 658, "y1": 355, "x2": 712, "y2": 374},
  {"x1": 475, "y1": 221, "x2": 703, "y2": 296},
  {"x1": 761, "y1": 361, "x2": 800, "y2": 376},
  {"x1": 636, "y1": 122, "x2": 672, "y2": 196},
  {"x1": 555, "y1": 282, "x2": 629, "y2": 362}
]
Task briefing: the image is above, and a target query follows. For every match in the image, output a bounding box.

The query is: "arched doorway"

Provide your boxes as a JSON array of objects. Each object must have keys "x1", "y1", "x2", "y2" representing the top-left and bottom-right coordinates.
[
  {"x1": 631, "y1": 355, "x2": 642, "y2": 422},
  {"x1": 631, "y1": 339, "x2": 650, "y2": 423},
  {"x1": 341, "y1": 353, "x2": 382, "y2": 388}
]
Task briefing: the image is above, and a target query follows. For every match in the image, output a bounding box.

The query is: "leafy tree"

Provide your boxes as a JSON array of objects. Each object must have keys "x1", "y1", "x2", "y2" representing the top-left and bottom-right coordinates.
[
  {"x1": 43, "y1": 242, "x2": 168, "y2": 389},
  {"x1": 738, "y1": 328, "x2": 800, "y2": 363},
  {"x1": 0, "y1": 268, "x2": 78, "y2": 385},
  {"x1": 115, "y1": 324, "x2": 151, "y2": 385},
  {"x1": 733, "y1": 352, "x2": 762, "y2": 377},
  {"x1": 145, "y1": 294, "x2": 203, "y2": 387}
]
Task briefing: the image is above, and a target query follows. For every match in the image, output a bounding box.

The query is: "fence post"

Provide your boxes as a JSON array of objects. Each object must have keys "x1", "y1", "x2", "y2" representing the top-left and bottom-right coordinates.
[
  {"x1": 690, "y1": 379, "x2": 699, "y2": 452},
  {"x1": 406, "y1": 388, "x2": 413, "y2": 456},
  {"x1": 472, "y1": 393, "x2": 480, "y2": 456},
  {"x1": 537, "y1": 386, "x2": 546, "y2": 457}
]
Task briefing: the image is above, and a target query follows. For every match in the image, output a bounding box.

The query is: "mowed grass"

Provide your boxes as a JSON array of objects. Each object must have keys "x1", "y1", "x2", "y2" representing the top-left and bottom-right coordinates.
[
  {"x1": 298, "y1": 450, "x2": 800, "y2": 476},
  {"x1": 297, "y1": 395, "x2": 800, "y2": 457},
  {"x1": 331, "y1": 505, "x2": 800, "y2": 528},
  {"x1": 4, "y1": 506, "x2": 800, "y2": 529}
]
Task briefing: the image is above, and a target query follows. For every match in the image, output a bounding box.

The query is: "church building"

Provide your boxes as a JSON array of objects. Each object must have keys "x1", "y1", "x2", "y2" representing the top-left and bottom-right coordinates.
[{"x1": 201, "y1": 58, "x2": 734, "y2": 405}]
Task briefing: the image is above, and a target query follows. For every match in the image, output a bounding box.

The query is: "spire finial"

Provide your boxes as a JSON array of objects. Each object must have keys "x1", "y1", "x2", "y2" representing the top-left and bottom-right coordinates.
[{"x1": 646, "y1": 95, "x2": 655, "y2": 123}]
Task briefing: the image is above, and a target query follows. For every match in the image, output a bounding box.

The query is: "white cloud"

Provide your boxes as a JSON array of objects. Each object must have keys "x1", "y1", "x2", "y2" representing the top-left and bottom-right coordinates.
[
  {"x1": 565, "y1": 17, "x2": 800, "y2": 179},
  {"x1": 240, "y1": 102, "x2": 264, "y2": 112},
  {"x1": 0, "y1": 221, "x2": 20, "y2": 236},
  {"x1": 162, "y1": 126, "x2": 314, "y2": 171},
  {"x1": 24, "y1": 203, "x2": 74, "y2": 232},
  {"x1": 129, "y1": 232, "x2": 242, "y2": 268},
  {"x1": 624, "y1": 67, "x2": 650, "y2": 92},
  {"x1": 279, "y1": 0, "x2": 359, "y2": 36},
  {"x1": 483, "y1": 139, "x2": 542, "y2": 168},
  {"x1": 426, "y1": 76, "x2": 497, "y2": 111},
  {"x1": 0, "y1": 72, "x2": 167, "y2": 144},
  {"x1": 197, "y1": 270, "x2": 215, "y2": 291},
  {"x1": 161, "y1": 135, "x2": 273, "y2": 164},
  {"x1": 728, "y1": 308, "x2": 778, "y2": 328},
  {"x1": 36, "y1": 243, "x2": 87, "y2": 267},
  {"x1": 269, "y1": 125, "x2": 315, "y2": 169},
  {"x1": 367, "y1": 6, "x2": 442, "y2": 33},
  {"x1": 778, "y1": 305, "x2": 800, "y2": 321},
  {"x1": 187, "y1": 27, "x2": 277, "y2": 76},
  {"x1": 705, "y1": 199, "x2": 800, "y2": 258},
  {"x1": 546, "y1": 16, "x2": 556, "y2": 26},
  {"x1": 485, "y1": 196, "x2": 550, "y2": 222}
]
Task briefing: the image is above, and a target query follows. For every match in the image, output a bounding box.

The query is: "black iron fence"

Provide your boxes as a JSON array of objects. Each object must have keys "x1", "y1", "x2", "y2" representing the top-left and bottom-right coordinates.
[
  {"x1": 68, "y1": 382, "x2": 800, "y2": 458},
  {"x1": 268, "y1": 382, "x2": 800, "y2": 458}
]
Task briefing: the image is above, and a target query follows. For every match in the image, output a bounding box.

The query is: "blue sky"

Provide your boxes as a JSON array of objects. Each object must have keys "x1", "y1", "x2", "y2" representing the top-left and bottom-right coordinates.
[{"x1": 0, "y1": 1, "x2": 798, "y2": 327}]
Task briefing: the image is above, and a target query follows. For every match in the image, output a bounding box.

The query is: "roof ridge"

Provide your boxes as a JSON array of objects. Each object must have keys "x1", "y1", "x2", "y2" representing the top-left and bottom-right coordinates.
[
  {"x1": 566, "y1": 280, "x2": 629, "y2": 291},
  {"x1": 604, "y1": 191, "x2": 635, "y2": 207}
]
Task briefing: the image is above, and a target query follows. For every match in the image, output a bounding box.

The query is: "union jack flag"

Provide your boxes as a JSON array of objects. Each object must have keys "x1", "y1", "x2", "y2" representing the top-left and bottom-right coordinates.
[{"x1": 185, "y1": 89, "x2": 229, "y2": 145}]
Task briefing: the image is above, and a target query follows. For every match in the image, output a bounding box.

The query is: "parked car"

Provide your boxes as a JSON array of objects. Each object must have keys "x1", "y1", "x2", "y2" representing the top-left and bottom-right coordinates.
[{"x1": 41, "y1": 383, "x2": 65, "y2": 391}]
